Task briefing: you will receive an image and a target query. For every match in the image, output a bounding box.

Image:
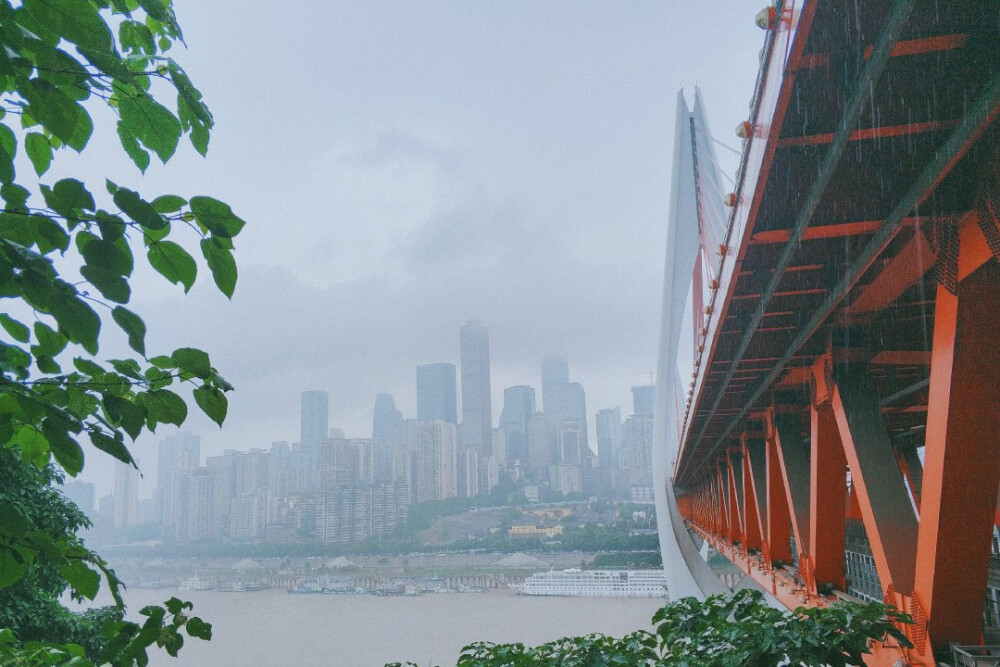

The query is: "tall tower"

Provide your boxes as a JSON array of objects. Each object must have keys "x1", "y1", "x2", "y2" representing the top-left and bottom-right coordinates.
[
  {"x1": 460, "y1": 320, "x2": 492, "y2": 456},
  {"x1": 156, "y1": 431, "x2": 201, "y2": 526},
  {"x1": 595, "y1": 407, "x2": 622, "y2": 469},
  {"x1": 540, "y1": 356, "x2": 569, "y2": 419},
  {"x1": 113, "y1": 461, "x2": 140, "y2": 529},
  {"x1": 499, "y1": 385, "x2": 535, "y2": 465},
  {"x1": 631, "y1": 385, "x2": 655, "y2": 417},
  {"x1": 300, "y1": 390, "x2": 329, "y2": 449},
  {"x1": 416, "y1": 363, "x2": 457, "y2": 424},
  {"x1": 372, "y1": 393, "x2": 403, "y2": 442}
]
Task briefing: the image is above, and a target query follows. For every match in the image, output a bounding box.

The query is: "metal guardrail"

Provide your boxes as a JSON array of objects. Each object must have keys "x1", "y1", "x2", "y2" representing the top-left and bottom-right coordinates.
[{"x1": 952, "y1": 646, "x2": 1000, "y2": 666}]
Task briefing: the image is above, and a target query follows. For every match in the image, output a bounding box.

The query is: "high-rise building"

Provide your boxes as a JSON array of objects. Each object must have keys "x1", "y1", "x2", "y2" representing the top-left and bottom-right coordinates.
[
  {"x1": 553, "y1": 381, "x2": 589, "y2": 450},
  {"x1": 460, "y1": 320, "x2": 492, "y2": 456},
  {"x1": 620, "y1": 413, "x2": 654, "y2": 488},
  {"x1": 415, "y1": 420, "x2": 458, "y2": 502},
  {"x1": 631, "y1": 385, "x2": 655, "y2": 417},
  {"x1": 416, "y1": 363, "x2": 457, "y2": 424},
  {"x1": 300, "y1": 390, "x2": 329, "y2": 449},
  {"x1": 372, "y1": 393, "x2": 403, "y2": 442},
  {"x1": 540, "y1": 357, "x2": 569, "y2": 417},
  {"x1": 499, "y1": 385, "x2": 536, "y2": 465},
  {"x1": 526, "y1": 412, "x2": 557, "y2": 480},
  {"x1": 113, "y1": 461, "x2": 140, "y2": 529},
  {"x1": 595, "y1": 407, "x2": 622, "y2": 469},
  {"x1": 156, "y1": 431, "x2": 200, "y2": 527}
]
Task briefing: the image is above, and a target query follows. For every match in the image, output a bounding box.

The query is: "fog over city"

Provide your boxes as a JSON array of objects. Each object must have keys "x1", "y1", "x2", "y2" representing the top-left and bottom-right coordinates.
[{"x1": 69, "y1": 1, "x2": 766, "y2": 493}]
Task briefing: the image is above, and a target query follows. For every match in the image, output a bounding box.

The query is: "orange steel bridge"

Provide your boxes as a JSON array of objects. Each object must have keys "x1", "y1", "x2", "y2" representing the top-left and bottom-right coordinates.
[{"x1": 665, "y1": 1, "x2": 1000, "y2": 664}]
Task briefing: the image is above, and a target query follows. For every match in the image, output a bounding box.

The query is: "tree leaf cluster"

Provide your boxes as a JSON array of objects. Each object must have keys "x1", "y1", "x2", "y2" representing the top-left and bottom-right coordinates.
[
  {"x1": 388, "y1": 589, "x2": 913, "y2": 667},
  {"x1": 0, "y1": 0, "x2": 242, "y2": 662}
]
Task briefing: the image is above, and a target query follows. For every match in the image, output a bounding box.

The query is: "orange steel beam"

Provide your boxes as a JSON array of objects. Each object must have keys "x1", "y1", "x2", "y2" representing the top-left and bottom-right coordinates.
[
  {"x1": 809, "y1": 360, "x2": 848, "y2": 593},
  {"x1": 895, "y1": 443, "x2": 923, "y2": 512},
  {"x1": 726, "y1": 454, "x2": 742, "y2": 544},
  {"x1": 794, "y1": 33, "x2": 968, "y2": 70},
  {"x1": 750, "y1": 218, "x2": 896, "y2": 245},
  {"x1": 844, "y1": 228, "x2": 937, "y2": 316},
  {"x1": 728, "y1": 448, "x2": 746, "y2": 547},
  {"x1": 777, "y1": 119, "x2": 959, "y2": 149},
  {"x1": 768, "y1": 408, "x2": 811, "y2": 563},
  {"x1": 830, "y1": 362, "x2": 918, "y2": 594},
  {"x1": 913, "y1": 260, "x2": 1000, "y2": 649},
  {"x1": 765, "y1": 424, "x2": 792, "y2": 566},
  {"x1": 741, "y1": 434, "x2": 765, "y2": 554}
]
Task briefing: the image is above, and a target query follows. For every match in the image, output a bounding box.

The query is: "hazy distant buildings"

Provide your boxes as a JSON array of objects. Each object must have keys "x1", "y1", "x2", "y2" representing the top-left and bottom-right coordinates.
[
  {"x1": 459, "y1": 320, "x2": 493, "y2": 456},
  {"x1": 631, "y1": 385, "x2": 655, "y2": 417},
  {"x1": 372, "y1": 394, "x2": 403, "y2": 443},
  {"x1": 156, "y1": 431, "x2": 201, "y2": 528},
  {"x1": 300, "y1": 391, "x2": 330, "y2": 448},
  {"x1": 541, "y1": 357, "x2": 569, "y2": 417},
  {"x1": 595, "y1": 407, "x2": 622, "y2": 469},
  {"x1": 527, "y1": 412, "x2": 557, "y2": 480},
  {"x1": 499, "y1": 385, "x2": 535, "y2": 465},
  {"x1": 416, "y1": 420, "x2": 458, "y2": 502},
  {"x1": 317, "y1": 480, "x2": 408, "y2": 543},
  {"x1": 113, "y1": 461, "x2": 140, "y2": 529},
  {"x1": 416, "y1": 363, "x2": 457, "y2": 424}
]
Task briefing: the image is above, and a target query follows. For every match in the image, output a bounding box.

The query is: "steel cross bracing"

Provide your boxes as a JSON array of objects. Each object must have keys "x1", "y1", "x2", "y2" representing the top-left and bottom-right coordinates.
[{"x1": 667, "y1": 0, "x2": 1000, "y2": 665}]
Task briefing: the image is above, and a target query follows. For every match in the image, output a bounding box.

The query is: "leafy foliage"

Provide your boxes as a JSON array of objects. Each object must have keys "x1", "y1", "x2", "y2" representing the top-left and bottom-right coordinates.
[
  {"x1": 0, "y1": 0, "x2": 241, "y2": 661},
  {"x1": 388, "y1": 589, "x2": 913, "y2": 667}
]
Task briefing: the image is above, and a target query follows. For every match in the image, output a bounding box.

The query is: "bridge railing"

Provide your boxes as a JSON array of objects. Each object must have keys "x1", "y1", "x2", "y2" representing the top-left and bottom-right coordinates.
[{"x1": 952, "y1": 646, "x2": 1000, "y2": 666}]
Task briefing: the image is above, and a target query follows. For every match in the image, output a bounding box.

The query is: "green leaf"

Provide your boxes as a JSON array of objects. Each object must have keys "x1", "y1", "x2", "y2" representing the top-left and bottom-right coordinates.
[
  {"x1": 2, "y1": 184, "x2": 31, "y2": 210},
  {"x1": 139, "y1": 389, "x2": 187, "y2": 426},
  {"x1": 193, "y1": 384, "x2": 227, "y2": 426},
  {"x1": 44, "y1": 418, "x2": 84, "y2": 476},
  {"x1": 112, "y1": 306, "x2": 146, "y2": 355},
  {"x1": 80, "y1": 264, "x2": 131, "y2": 303},
  {"x1": 59, "y1": 560, "x2": 100, "y2": 599},
  {"x1": 0, "y1": 314, "x2": 30, "y2": 342},
  {"x1": 152, "y1": 194, "x2": 187, "y2": 213},
  {"x1": 22, "y1": 79, "x2": 92, "y2": 152},
  {"x1": 33, "y1": 322, "x2": 66, "y2": 358},
  {"x1": 189, "y1": 196, "x2": 245, "y2": 238},
  {"x1": 113, "y1": 187, "x2": 166, "y2": 230},
  {"x1": 103, "y1": 395, "x2": 145, "y2": 440},
  {"x1": 200, "y1": 237, "x2": 237, "y2": 298},
  {"x1": 185, "y1": 616, "x2": 212, "y2": 641},
  {"x1": 41, "y1": 178, "x2": 95, "y2": 219},
  {"x1": 24, "y1": 0, "x2": 114, "y2": 52},
  {"x1": 0, "y1": 547, "x2": 28, "y2": 589},
  {"x1": 81, "y1": 238, "x2": 133, "y2": 276},
  {"x1": 147, "y1": 241, "x2": 196, "y2": 291},
  {"x1": 0, "y1": 124, "x2": 15, "y2": 184},
  {"x1": 48, "y1": 292, "x2": 100, "y2": 354},
  {"x1": 119, "y1": 91, "x2": 181, "y2": 163},
  {"x1": 171, "y1": 347, "x2": 210, "y2": 378},
  {"x1": 24, "y1": 132, "x2": 52, "y2": 176},
  {"x1": 16, "y1": 425, "x2": 50, "y2": 467},
  {"x1": 89, "y1": 430, "x2": 134, "y2": 465},
  {"x1": 117, "y1": 121, "x2": 151, "y2": 173},
  {"x1": 0, "y1": 500, "x2": 31, "y2": 537}
]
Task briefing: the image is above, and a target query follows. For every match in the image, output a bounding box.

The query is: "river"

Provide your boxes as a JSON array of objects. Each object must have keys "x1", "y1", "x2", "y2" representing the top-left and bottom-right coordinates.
[{"x1": 114, "y1": 587, "x2": 665, "y2": 666}]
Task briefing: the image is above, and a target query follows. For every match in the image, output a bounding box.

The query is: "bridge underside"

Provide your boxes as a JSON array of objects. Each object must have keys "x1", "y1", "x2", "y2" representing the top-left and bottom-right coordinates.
[{"x1": 667, "y1": 1, "x2": 1000, "y2": 664}]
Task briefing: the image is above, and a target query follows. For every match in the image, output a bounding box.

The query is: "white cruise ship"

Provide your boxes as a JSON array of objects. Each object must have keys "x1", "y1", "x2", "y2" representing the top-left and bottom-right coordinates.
[{"x1": 516, "y1": 569, "x2": 667, "y2": 598}]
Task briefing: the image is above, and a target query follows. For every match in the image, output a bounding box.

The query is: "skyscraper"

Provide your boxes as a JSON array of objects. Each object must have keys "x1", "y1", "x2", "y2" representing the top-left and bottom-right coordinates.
[
  {"x1": 300, "y1": 390, "x2": 329, "y2": 450},
  {"x1": 499, "y1": 385, "x2": 535, "y2": 465},
  {"x1": 372, "y1": 393, "x2": 403, "y2": 442},
  {"x1": 460, "y1": 320, "x2": 492, "y2": 455},
  {"x1": 157, "y1": 431, "x2": 200, "y2": 526},
  {"x1": 632, "y1": 385, "x2": 655, "y2": 417},
  {"x1": 113, "y1": 461, "x2": 140, "y2": 529},
  {"x1": 595, "y1": 407, "x2": 622, "y2": 469},
  {"x1": 416, "y1": 363, "x2": 457, "y2": 424},
  {"x1": 540, "y1": 356, "x2": 569, "y2": 417}
]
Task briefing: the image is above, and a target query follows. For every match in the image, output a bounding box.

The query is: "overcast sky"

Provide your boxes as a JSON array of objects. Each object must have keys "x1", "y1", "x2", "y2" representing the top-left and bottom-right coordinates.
[{"x1": 72, "y1": 1, "x2": 766, "y2": 495}]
